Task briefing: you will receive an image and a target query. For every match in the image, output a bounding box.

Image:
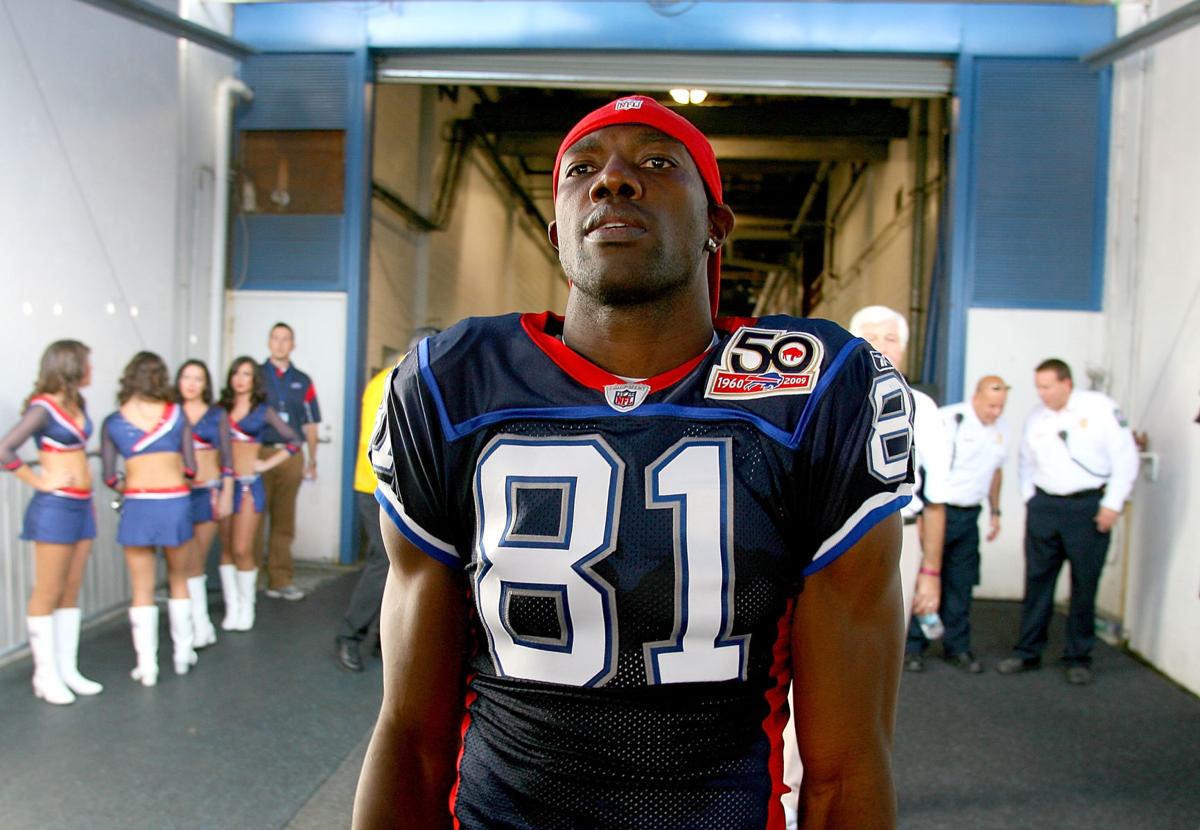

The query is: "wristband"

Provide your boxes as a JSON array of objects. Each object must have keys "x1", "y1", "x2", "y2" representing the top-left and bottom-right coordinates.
[
  {"x1": 989, "y1": 507, "x2": 1001, "y2": 517},
  {"x1": 919, "y1": 567, "x2": 941, "y2": 577}
]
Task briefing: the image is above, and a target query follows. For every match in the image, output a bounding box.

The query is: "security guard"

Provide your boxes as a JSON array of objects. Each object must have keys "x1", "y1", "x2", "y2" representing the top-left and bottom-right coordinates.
[
  {"x1": 906, "y1": 375, "x2": 1009, "y2": 672},
  {"x1": 997, "y1": 359, "x2": 1139, "y2": 685},
  {"x1": 848, "y1": 305, "x2": 949, "y2": 673}
]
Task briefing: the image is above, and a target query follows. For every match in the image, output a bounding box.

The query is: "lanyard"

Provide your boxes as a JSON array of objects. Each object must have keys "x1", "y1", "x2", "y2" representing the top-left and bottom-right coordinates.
[{"x1": 266, "y1": 364, "x2": 290, "y2": 411}]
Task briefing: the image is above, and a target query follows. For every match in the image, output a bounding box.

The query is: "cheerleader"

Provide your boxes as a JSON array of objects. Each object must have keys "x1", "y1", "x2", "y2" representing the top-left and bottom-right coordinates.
[
  {"x1": 101, "y1": 352, "x2": 198, "y2": 686},
  {"x1": 0, "y1": 341, "x2": 101, "y2": 705},
  {"x1": 175, "y1": 360, "x2": 233, "y2": 648},
  {"x1": 217, "y1": 356, "x2": 302, "y2": 631}
]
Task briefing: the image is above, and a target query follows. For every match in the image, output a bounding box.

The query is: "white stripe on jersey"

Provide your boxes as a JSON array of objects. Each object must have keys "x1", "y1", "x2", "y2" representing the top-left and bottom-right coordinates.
[{"x1": 809, "y1": 484, "x2": 911, "y2": 569}]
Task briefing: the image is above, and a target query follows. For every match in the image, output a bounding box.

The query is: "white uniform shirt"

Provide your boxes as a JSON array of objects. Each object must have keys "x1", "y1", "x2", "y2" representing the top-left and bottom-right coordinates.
[
  {"x1": 1018, "y1": 389, "x2": 1139, "y2": 513},
  {"x1": 941, "y1": 402, "x2": 1008, "y2": 508},
  {"x1": 902, "y1": 387, "x2": 951, "y2": 519}
]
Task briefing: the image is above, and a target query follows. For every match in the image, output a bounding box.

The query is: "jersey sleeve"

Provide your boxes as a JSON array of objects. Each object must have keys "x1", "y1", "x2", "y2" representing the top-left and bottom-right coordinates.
[
  {"x1": 217, "y1": 410, "x2": 234, "y2": 476},
  {"x1": 180, "y1": 419, "x2": 197, "y2": 479},
  {"x1": 368, "y1": 352, "x2": 459, "y2": 568},
  {"x1": 796, "y1": 344, "x2": 915, "y2": 576},
  {"x1": 101, "y1": 414, "x2": 122, "y2": 489},
  {"x1": 303, "y1": 375, "x2": 322, "y2": 425},
  {"x1": 0, "y1": 407, "x2": 48, "y2": 471}
]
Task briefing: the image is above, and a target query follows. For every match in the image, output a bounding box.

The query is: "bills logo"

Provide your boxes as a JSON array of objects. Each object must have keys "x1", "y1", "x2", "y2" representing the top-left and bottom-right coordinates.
[
  {"x1": 604, "y1": 382, "x2": 651, "y2": 412},
  {"x1": 705, "y1": 328, "x2": 823, "y2": 400},
  {"x1": 614, "y1": 98, "x2": 643, "y2": 112}
]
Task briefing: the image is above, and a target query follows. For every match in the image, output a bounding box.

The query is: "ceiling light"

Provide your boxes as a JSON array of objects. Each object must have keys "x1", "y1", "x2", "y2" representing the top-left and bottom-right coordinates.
[{"x1": 669, "y1": 89, "x2": 709, "y2": 105}]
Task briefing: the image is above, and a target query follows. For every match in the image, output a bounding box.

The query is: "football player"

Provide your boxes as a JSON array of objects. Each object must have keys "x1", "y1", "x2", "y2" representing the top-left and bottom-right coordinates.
[{"x1": 354, "y1": 96, "x2": 915, "y2": 829}]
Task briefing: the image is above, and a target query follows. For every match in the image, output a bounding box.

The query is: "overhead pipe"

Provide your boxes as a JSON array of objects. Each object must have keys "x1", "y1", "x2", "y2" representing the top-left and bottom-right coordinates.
[
  {"x1": 73, "y1": 0, "x2": 257, "y2": 59},
  {"x1": 208, "y1": 78, "x2": 253, "y2": 376},
  {"x1": 908, "y1": 100, "x2": 929, "y2": 380},
  {"x1": 1083, "y1": 0, "x2": 1200, "y2": 68}
]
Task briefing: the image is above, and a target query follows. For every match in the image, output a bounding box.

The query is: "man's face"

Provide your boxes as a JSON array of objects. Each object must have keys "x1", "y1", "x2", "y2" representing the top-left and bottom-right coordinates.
[
  {"x1": 268, "y1": 326, "x2": 294, "y2": 362},
  {"x1": 857, "y1": 319, "x2": 905, "y2": 368},
  {"x1": 550, "y1": 125, "x2": 713, "y2": 307},
  {"x1": 1034, "y1": 369, "x2": 1072, "y2": 411},
  {"x1": 972, "y1": 387, "x2": 1007, "y2": 425}
]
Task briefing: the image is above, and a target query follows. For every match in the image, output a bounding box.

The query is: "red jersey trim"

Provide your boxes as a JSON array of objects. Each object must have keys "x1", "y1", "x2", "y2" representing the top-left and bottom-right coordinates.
[
  {"x1": 762, "y1": 597, "x2": 795, "y2": 830},
  {"x1": 449, "y1": 676, "x2": 478, "y2": 830},
  {"x1": 519, "y1": 311, "x2": 724, "y2": 395}
]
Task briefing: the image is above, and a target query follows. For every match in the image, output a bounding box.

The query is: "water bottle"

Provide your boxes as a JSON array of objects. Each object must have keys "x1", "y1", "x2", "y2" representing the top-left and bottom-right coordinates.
[{"x1": 917, "y1": 612, "x2": 944, "y2": 640}]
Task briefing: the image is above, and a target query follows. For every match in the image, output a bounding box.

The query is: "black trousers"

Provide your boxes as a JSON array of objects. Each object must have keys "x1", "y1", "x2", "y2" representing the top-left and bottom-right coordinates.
[
  {"x1": 1013, "y1": 488, "x2": 1110, "y2": 667},
  {"x1": 906, "y1": 504, "x2": 981, "y2": 657},
  {"x1": 336, "y1": 492, "x2": 391, "y2": 644}
]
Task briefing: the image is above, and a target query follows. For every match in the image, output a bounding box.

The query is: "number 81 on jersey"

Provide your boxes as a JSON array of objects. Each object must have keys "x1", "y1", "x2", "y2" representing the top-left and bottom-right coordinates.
[{"x1": 473, "y1": 435, "x2": 747, "y2": 688}]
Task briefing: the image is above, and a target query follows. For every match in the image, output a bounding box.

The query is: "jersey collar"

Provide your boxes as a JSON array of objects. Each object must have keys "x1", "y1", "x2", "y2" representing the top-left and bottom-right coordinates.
[{"x1": 521, "y1": 311, "x2": 734, "y2": 395}]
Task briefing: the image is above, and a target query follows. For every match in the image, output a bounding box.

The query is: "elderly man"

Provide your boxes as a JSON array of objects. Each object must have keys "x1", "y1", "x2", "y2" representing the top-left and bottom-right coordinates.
[
  {"x1": 353, "y1": 96, "x2": 915, "y2": 829},
  {"x1": 849, "y1": 305, "x2": 950, "y2": 673},
  {"x1": 998, "y1": 359, "x2": 1138, "y2": 685},
  {"x1": 905, "y1": 376, "x2": 1010, "y2": 672}
]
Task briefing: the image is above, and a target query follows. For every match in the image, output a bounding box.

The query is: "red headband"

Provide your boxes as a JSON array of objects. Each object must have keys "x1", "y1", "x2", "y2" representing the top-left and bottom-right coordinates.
[{"x1": 552, "y1": 95, "x2": 725, "y2": 317}]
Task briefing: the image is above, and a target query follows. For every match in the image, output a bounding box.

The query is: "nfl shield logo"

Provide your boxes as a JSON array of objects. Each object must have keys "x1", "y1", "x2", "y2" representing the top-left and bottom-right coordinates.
[{"x1": 604, "y1": 382, "x2": 650, "y2": 413}]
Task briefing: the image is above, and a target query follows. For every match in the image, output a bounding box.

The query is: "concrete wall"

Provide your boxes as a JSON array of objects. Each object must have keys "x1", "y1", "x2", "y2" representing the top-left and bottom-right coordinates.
[
  {"x1": 367, "y1": 84, "x2": 566, "y2": 369},
  {"x1": 1103, "y1": 0, "x2": 1200, "y2": 694},
  {"x1": 810, "y1": 103, "x2": 945, "y2": 381},
  {"x1": 0, "y1": 0, "x2": 234, "y2": 651}
]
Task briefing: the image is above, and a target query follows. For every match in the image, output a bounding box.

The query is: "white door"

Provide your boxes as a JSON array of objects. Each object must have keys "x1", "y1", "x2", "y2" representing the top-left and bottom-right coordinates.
[{"x1": 227, "y1": 290, "x2": 346, "y2": 563}]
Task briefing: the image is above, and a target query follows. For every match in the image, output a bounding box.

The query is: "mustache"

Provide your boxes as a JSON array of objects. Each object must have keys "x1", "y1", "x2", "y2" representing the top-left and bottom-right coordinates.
[{"x1": 582, "y1": 206, "x2": 648, "y2": 234}]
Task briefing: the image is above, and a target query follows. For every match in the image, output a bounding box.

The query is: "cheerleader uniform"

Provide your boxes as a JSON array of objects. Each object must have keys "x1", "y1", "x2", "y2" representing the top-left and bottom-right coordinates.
[
  {"x1": 188, "y1": 405, "x2": 234, "y2": 524},
  {"x1": 229, "y1": 404, "x2": 301, "y2": 512},
  {"x1": 101, "y1": 403, "x2": 197, "y2": 548},
  {"x1": 0, "y1": 395, "x2": 96, "y2": 544}
]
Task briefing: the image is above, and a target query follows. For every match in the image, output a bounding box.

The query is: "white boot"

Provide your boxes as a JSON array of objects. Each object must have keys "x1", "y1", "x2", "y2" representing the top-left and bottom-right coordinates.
[
  {"x1": 235, "y1": 568, "x2": 258, "y2": 631},
  {"x1": 27, "y1": 615, "x2": 75, "y2": 705},
  {"x1": 168, "y1": 598, "x2": 198, "y2": 675},
  {"x1": 128, "y1": 605, "x2": 159, "y2": 687},
  {"x1": 187, "y1": 575, "x2": 217, "y2": 648},
  {"x1": 219, "y1": 564, "x2": 240, "y2": 631},
  {"x1": 53, "y1": 607, "x2": 103, "y2": 696}
]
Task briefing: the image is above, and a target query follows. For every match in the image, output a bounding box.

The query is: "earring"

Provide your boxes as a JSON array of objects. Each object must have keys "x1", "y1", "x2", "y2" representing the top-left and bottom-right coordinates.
[{"x1": 705, "y1": 237, "x2": 719, "y2": 252}]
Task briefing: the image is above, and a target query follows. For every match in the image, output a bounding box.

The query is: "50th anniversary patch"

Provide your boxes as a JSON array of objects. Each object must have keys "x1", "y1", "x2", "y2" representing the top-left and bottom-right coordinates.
[{"x1": 705, "y1": 327, "x2": 824, "y2": 400}]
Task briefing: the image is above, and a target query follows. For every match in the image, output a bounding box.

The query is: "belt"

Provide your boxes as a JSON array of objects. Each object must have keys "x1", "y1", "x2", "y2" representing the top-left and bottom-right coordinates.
[
  {"x1": 947, "y1": 504, "x2": 982, "y2": 512},
  {"x1": 1035, "y1": 486, "x2": 1105, "y2": 499}
]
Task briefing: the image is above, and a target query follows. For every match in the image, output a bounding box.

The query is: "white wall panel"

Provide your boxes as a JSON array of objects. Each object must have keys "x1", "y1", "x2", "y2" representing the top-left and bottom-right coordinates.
[
  {"x1": 1105, "y1": 2, "x2": 1200, "y2": 694},
  {"x1": 0, "y1": 0, "x2": 233, "y2": 652}
]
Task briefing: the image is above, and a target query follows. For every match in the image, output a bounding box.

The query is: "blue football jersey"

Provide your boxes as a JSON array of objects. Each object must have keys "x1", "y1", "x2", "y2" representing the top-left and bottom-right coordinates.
[{"x1": 370, "y1": 311, "x2": 914, "y2": 830}]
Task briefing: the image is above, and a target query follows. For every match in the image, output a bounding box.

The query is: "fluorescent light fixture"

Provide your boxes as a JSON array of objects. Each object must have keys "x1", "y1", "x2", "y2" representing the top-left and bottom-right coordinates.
[{"x1": 669, "y1": 88, "x2": 708, "y2": 104}]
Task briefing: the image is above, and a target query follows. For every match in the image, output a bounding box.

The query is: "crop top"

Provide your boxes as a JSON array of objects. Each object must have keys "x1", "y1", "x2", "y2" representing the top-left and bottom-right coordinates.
[
  {"x1": 189, "y1": 405, "x2": 234, "y2": 478},
  {"x1": 101, "y1": 402, "x2": 197, "y2": 488},
  {"x1": 0, "y1": 396, "x2": 93, "y2": 471},
  {"x1": 228, "y1": 404, "x2": 301, "y2": 454}
]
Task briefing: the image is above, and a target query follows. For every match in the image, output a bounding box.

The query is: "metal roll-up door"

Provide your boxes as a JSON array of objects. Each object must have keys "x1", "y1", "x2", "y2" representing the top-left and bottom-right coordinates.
[{"x1": 376, "y1": 51, "x2": 953, "y2": 98}]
